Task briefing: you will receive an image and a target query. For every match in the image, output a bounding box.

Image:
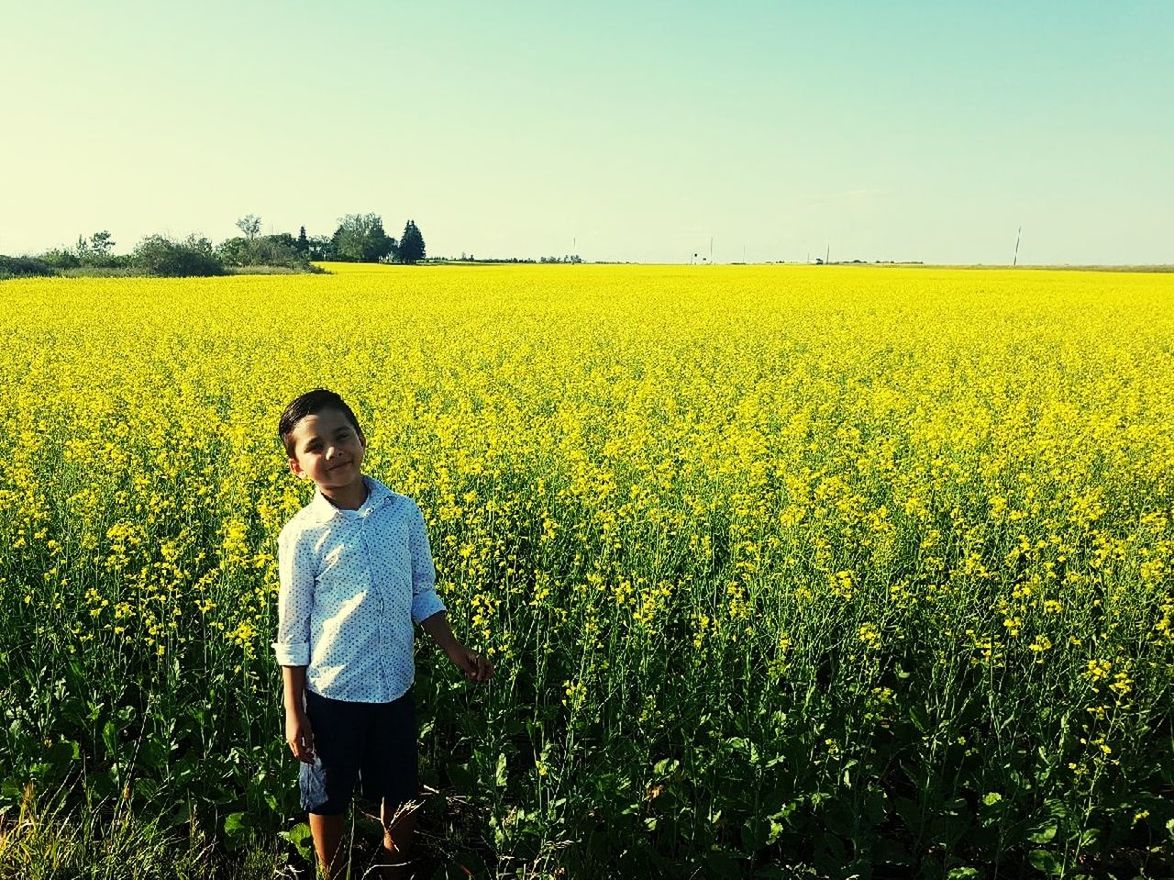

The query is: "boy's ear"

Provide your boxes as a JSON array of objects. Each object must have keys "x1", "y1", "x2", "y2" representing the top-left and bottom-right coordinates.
[{"x1": 288, "y1": 457, "x2": 305, "y2": 479}]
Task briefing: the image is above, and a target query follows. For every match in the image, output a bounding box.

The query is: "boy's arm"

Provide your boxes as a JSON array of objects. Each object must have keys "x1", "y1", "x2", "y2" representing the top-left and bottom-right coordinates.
[
  {"x1": 273, "y1": 526, "x2": 314, "y2": 668},
  {"x1": 273, "y1": 526, "x2": 317, "y2": 761},
  {"x1": 421, "y1": 611, "x2": 493, "y2": 683},
  {"x1": 282, "y1": 665, "x2": 315, "y2": 762},
  {"x1": 419, "y1": 610, "x2": 460, "y2": 653},
  {"x1": 406, "y1": 501, "x2": 447, "y2": 625},
  {"x1": 282, "y1": 664, "x2": 308, "y2": 713}
]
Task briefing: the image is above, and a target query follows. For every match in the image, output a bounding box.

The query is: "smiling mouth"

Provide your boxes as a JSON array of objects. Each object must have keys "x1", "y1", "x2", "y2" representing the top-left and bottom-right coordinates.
[{"x1": 328, "y1": 461, "x2": 352, "y2": 471}]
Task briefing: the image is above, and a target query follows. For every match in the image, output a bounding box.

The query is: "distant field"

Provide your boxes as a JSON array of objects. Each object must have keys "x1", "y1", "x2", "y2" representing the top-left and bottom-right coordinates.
[
  {"x1": 1, "y1": 264, "x2": 1171, "y2": 878},
  {"x1": 919, "y1": 264, "x2": 1174, "y2": 273}
]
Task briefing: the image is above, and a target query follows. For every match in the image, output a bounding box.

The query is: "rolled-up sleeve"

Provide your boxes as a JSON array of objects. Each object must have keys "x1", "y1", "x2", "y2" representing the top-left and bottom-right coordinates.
[
  {"x1": 407, "y1": 501, "x2": 446, "y2": 625},
  {"x1": 273, "y1": 524, "x2": 314, "y2": 666}
]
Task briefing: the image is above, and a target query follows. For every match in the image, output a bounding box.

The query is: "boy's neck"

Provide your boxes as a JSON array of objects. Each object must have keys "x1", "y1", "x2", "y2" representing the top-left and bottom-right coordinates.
[{"x1": 318, "y1": 474, "x2": 369, "y2": 511}]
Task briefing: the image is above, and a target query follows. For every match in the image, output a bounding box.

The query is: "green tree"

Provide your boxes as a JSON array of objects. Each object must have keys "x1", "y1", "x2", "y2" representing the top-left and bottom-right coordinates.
[
  {"x1": 89, "y1": 231, "x2": 115, "y2": 259},
  {"x1": 307, "y1": 234, "x2": 335, "y2": 261},
  {"x1": 38, "y1": 246, "x2": 80, "y2": 269},
  {"x1": 236, "y1": 214, "x2": 261, "y2": 241},
  {"x1": 398, "y1": 219, "x2": 426, "y2": 264},
  {"x1": 296, "y1": 226, "x2": 309, "y2": 256},
  {"x1": 216, "y1": 233, "x2": 308, "y2": 269},
  {"x1": 133, "y1": 234, "x2": 224, "y2": 277},
  {"x1": 215, "y1": 237, "x2": 251, "y2": 266},
  {"x1": 331, "y1": 213, "x2": 395, "y2": 262},
  {"x1": 253, "y1": 233, "x2": 304, "y2": 267}
]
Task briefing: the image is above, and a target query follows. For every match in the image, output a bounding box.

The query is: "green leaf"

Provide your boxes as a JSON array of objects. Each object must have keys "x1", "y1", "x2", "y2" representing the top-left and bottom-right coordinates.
[
  {"x1": 1027, "y1": 850, "x2": 1063, "y2": 875},
  {"x1": 46, "y1": 739, "x2": 80, "y2": 767},
  {"x1": 894, "y1": 796, "x2": 920, "y2": 833},
  {"x1": 766, "y1": 819, "x2": 785, "y2": 846},
  {"x1": 101, "y1": 719, "x2": 118, "y2": 755},
  {"x1": 1028, "y1": 823, "x2": 1058, "y2": 844},
  {"x1": 653, "y1": 758, "x2": 680, "y2": 776},
  {"x1": 909, "y1": 702, "x2": 930, "y2": 734},
  {"x1": 90, "y1": 768, "x2": 118, "y2": 800},
  {"x1": 447, "y1": 762, "x2": 474, "y2": 790},
  {"x1": 278, "y1": 821, "x2": 313, "y2": 861},
  {"x1": 741, "y1": 817, "x2": 769, "y2": 851},
  {"x1": 704, "y1": 847, "x2": 741, "y2": 879},
  {"x1": 223, "y1": 811, "x2": 250, "y2": 837},
  {"x1": 495, "y1": 752, "x2": 507, "y2": 788},
  {"x1": 168, "y1": 800, "x2": 192, "y2": 827},
  {"x1": 137, "y1": 739, "x2": 167, "y2": 772}
]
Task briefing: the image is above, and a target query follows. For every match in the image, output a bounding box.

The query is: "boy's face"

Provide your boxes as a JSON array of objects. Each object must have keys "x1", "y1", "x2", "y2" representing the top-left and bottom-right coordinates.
[{"x1": 287, "y1": 407, "x2": 366, "y2": 491}]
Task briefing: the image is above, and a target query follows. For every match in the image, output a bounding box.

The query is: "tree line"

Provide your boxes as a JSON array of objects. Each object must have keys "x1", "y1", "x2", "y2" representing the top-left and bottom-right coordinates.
[{"x1": 0, "y1": 214, "x2": 426, "y2": 278}]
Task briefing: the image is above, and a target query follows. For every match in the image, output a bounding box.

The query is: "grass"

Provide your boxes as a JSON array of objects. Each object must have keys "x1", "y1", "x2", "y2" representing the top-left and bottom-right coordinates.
[{"x1": 0, "y1": 783, "x2": 289, "y2": 880}]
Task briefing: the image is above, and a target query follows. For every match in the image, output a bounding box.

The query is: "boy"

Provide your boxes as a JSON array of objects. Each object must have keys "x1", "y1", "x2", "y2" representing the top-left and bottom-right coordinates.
[{"x1": 273, "y1": 388, "x2": 492, "y2": 879}]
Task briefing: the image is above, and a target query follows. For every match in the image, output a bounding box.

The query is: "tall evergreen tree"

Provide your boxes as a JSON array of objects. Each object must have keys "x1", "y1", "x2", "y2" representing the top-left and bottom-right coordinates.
[
  {"x1": 296, "y1": 226, "x2": 309, "y2": 256},
  {"x1": 399, "y1": 220, "x2": 426, "y2": 264}
]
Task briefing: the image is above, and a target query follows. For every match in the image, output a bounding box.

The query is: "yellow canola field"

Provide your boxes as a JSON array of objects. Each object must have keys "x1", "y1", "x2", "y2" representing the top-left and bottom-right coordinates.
[{"x1": 1, "y1": 263, "x2": 1171, "y2": 871}]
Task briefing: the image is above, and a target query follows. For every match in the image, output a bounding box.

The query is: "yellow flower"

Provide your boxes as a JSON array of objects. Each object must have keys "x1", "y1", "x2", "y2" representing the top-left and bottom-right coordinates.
[
  {"x1": 1085, "y1": 659, "x2": 1112, "y2": 681},
  {"x1": 858, "y1": 623, "x2": 882, "y2": 650}
]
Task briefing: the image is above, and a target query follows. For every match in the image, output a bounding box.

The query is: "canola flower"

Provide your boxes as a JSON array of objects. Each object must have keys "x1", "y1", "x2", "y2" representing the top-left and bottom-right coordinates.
[{"x1": 0, "y1": 263, "x2": 1171, "y2": 874}]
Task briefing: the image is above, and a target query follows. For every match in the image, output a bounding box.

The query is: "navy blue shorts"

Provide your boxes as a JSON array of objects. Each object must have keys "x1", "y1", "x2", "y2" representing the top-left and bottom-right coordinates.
[{"x1": 299, "y1": 688, "x2": 419, "y2": 816}]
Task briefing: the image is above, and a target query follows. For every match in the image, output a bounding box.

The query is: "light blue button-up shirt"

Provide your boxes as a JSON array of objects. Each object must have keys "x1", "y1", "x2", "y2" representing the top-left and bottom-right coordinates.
[{"x1": 272, "y1": 475, "x2": 446, "y2": 703}]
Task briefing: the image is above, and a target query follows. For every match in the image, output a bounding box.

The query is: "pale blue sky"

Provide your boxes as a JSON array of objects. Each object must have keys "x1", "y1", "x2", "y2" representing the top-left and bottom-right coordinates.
[{"x1": 2, "y1": 1, "x2": 1171, "y2": 264}]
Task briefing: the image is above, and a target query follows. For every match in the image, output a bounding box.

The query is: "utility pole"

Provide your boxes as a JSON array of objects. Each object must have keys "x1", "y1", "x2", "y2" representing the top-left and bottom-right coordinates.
[
  {"x1": 825, "y1": 243, "x2": 830, "y2": 265},
  {"x1": 1012, "y1": 226, "x2": 1021, "y2": 266}
]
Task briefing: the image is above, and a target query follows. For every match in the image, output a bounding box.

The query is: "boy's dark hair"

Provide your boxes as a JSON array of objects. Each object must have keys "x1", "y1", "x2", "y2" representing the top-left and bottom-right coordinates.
[{"x1": 278, "y1": 389, "x2": 364, "y2": 457}]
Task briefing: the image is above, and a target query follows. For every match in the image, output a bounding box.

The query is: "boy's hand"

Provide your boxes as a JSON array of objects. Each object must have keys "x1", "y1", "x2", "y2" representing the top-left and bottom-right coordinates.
[
  {"x1": 286, "y1": 710, "x2": 316, "y2": 763},
  {"x1": 445, "y1": 644, "x2": 494, "y2": 684}
]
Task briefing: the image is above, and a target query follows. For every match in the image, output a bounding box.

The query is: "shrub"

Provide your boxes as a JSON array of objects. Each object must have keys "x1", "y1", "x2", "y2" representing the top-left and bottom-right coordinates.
[
  {"x1": 59, "y1": 266, "x2": 139, "y2": 278},
  {"x1": 37, "y1": 248, "x2": 81, "y2": 270},
  {"x1": 83, "y1": 253, "x2": 133, "y2": 270},
  {"x1": 215, "y1": 234, "x2": 310, "y2": 270},
  {"x1": 0, "y1": 255, "x2": 57, "y2": 278},
  {"x1": 132, "y1": 235, "x2": 225, "y2": 277}
]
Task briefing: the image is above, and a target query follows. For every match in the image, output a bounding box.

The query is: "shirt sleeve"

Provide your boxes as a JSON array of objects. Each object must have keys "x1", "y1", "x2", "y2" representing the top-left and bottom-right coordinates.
[
  {"x1": 407, "y1": 500, "x2": 446, "y2": 624},
  {"x1": 272, "y1": 523, "x2": 314, "y2": 666}
]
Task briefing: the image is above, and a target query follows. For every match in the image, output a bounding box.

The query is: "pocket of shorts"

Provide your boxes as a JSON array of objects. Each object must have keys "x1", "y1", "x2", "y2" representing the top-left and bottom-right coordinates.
[{"x1": 299, "y1": 754, "x2": 329, "y2": 811}]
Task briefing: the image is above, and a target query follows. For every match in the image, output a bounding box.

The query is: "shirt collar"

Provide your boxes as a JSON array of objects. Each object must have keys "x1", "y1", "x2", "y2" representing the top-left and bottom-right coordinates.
[{"x1": 307, "y1": 475, "x2": 392, "y2": 523}]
